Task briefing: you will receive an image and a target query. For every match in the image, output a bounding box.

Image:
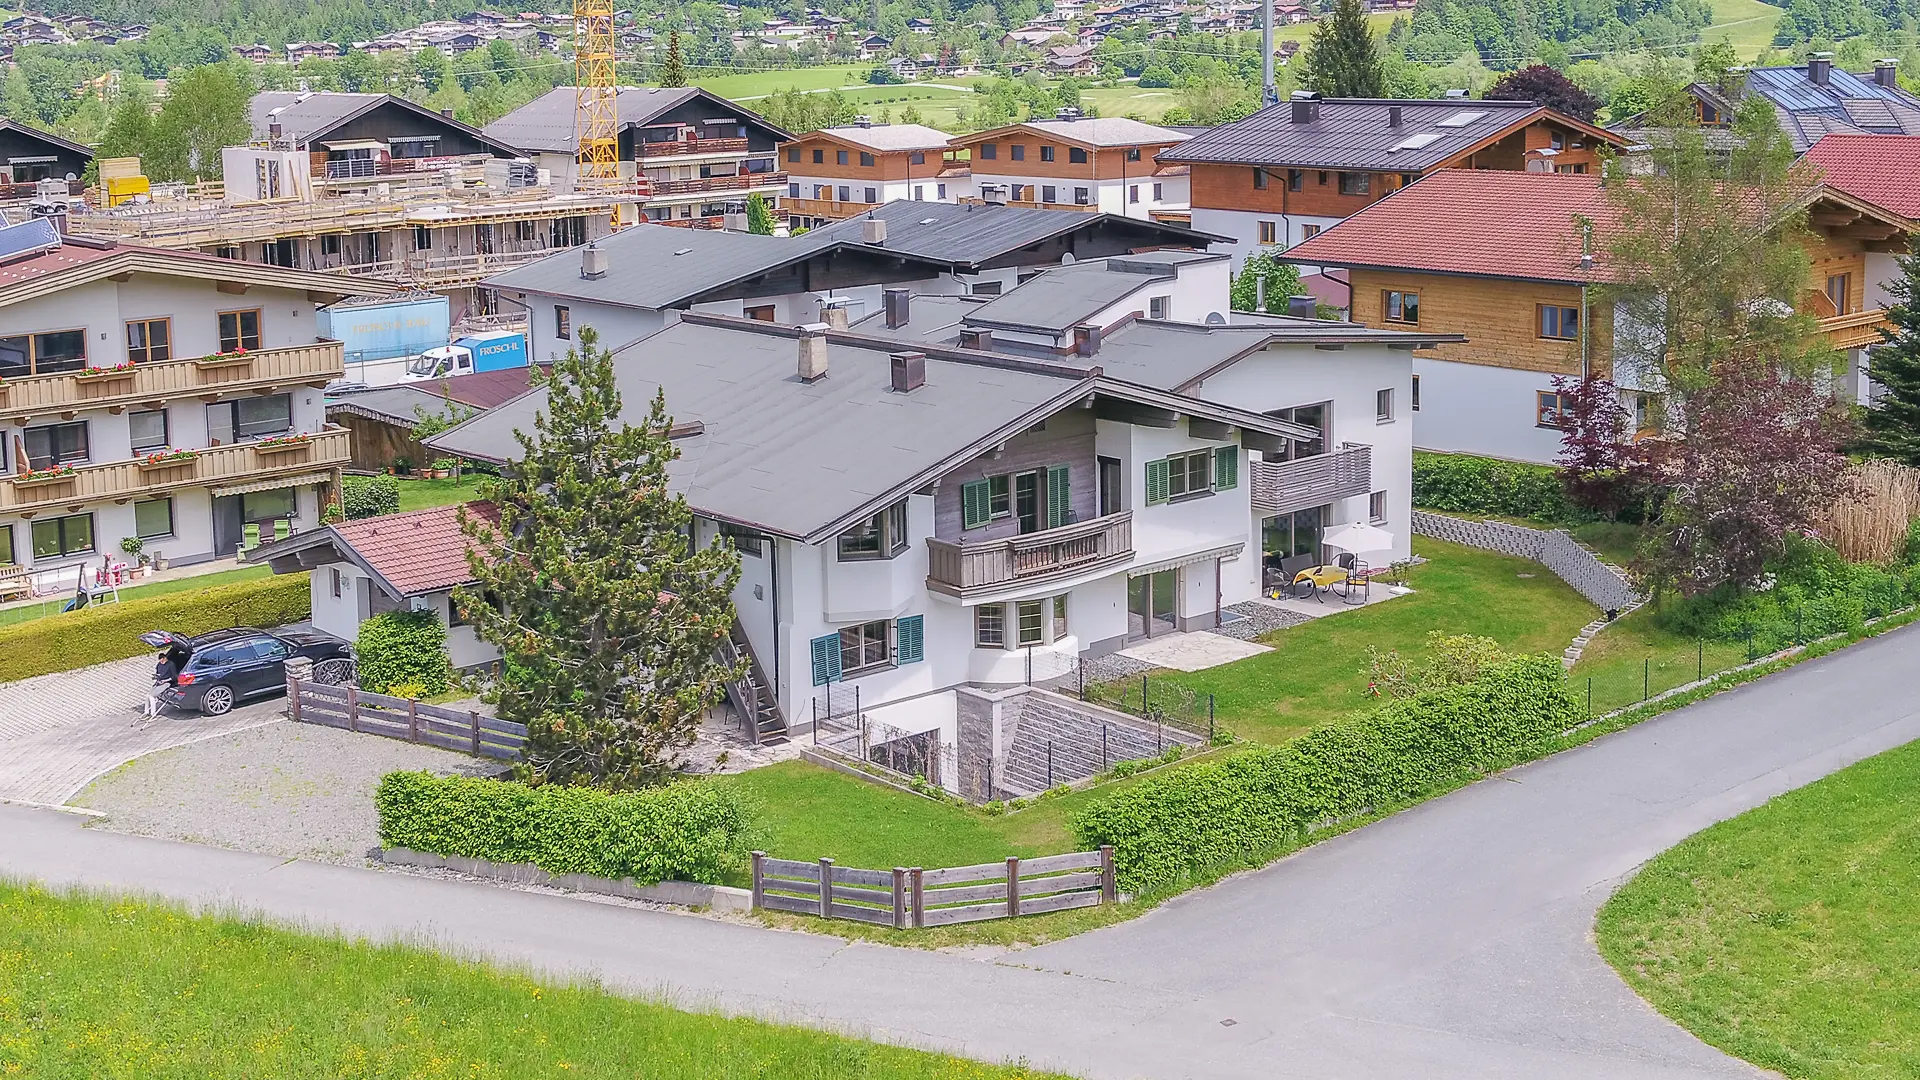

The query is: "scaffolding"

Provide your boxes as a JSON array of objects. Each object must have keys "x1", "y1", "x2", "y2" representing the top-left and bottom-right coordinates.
[{"x1": 573, "y1": 0, "x2": 620, "y2": 191}]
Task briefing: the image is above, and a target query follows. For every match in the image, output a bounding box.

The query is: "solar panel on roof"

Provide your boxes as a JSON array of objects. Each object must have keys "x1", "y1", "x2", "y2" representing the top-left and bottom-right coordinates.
[
  {"x1": 1392, "y1": 132, "x2": 1445, "y2": 151},
  {"x1": 1435, "y1": 110, "x2": 1488, "y2": 127},
  {"x1": 0, "y1": 217, "x2": 61, "y2": 263}
]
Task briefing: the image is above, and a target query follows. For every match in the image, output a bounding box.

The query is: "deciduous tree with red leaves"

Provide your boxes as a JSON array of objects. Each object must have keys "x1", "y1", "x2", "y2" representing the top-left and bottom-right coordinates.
[
  {"x1": 1485, "y1": 65, "x2": 1602, "y2": 124},
  {"x1": 1551, "y1": 373, "x2": 1638, "y2": 518}
]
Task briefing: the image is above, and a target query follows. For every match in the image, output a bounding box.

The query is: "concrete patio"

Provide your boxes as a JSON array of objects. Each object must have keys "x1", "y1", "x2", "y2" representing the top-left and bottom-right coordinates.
[
  {"x1": 1256, "y1": 580, "x2": 1415, "y2": 621},
  {"x1": 1117, "y1": 630, "x2": 1272, "y2": 672}
]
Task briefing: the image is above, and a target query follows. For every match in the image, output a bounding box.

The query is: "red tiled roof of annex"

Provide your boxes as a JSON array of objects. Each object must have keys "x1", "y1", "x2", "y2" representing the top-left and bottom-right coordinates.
[
  {"x1": 1281, "y1": 170, "x2": 1616, "y2": 284},
  {"x1": 330, "y1": 501, "x2": 499, "y2": 597},
  {"x1": 1803, "y1": 134, "x2": 1920, "y2": 219},
  {"x1": 429, "y1": 364, "x2": 549, "y2": 410}
]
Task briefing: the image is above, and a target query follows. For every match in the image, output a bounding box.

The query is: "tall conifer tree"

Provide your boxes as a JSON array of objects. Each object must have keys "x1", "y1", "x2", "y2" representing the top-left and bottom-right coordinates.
[
  {"x1": 1303, "y1": 0, "x2": 1386, "y2": 99},
  {"x1": 1859, "y1": 244, "x2": 1920, "y2": 465}
]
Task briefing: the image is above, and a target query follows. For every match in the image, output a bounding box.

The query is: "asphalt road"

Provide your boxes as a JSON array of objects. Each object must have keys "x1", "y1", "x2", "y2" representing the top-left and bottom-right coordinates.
[{"x1": 7, "y1": 623, "x2": 1919, "y2": 1079}]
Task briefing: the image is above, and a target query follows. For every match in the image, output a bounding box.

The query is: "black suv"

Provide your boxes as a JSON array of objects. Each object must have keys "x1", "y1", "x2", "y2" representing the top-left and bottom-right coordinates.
[{"x1": 141, "y1": 627, "x2": 353, "y2": 716}]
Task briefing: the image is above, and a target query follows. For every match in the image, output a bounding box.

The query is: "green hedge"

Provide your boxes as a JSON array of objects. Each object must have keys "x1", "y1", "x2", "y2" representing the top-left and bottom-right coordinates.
[
  {"x1": 1413, "y1": 451, "x2": 1576, "y2": 522},
  {"x1": 374, "y1": 771, "x2": 758, "y2": 886},
  {"x1": 342, "y1": 474, "x2": 401, "y2": 519},
  {"x1": 0, "y1": 573, "x2": 311, "y2": 683},
  {"x1": 1069, "y1": 656, "x2": 1578, "y2": 894},
  {"x1": 355, "y1": 609, "x2": 452, "y2": 695}
]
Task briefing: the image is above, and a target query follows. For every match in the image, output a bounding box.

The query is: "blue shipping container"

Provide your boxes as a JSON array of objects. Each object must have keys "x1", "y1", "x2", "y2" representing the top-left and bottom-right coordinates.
[
  {"x1": 318, "y1": 295, "x2": 451, "y2": 365},
  {"x1": 456, "y1": 331, "x2": 527, "y2": 372}
]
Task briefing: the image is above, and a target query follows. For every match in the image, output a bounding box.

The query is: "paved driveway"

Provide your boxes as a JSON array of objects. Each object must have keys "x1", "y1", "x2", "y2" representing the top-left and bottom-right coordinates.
[
  {"x1": 4, "y1": 624, "x2": 1918, "y2": 1079},
  {"x1": 0, "y1": 657, "x2": 283, "y2": 806}
]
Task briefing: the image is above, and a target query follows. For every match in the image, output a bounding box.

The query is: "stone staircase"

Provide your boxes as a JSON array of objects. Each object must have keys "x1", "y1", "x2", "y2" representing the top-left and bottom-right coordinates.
[{"x1": 998, "y1": 689, "x2": 1201, "y2": 797}]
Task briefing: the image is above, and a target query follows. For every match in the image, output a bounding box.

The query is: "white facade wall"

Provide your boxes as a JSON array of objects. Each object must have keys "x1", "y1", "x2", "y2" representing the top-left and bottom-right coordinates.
[
  {"x1": 1411, "y1": 356, "x2": 1565, "y2": 465},
  {"x1": 1186, "y1": 340, "x2": 1416, "y2": 565},
  {"x1": 1190, "y1": 207, "x2": 1344, "y2": 272},
  {"x1": 517, "y1": 294, "x2": 669, "y2": 362},
  {"x1": 979, "y1": 175, "x2": 1185, "y2": 219},
  {"x1": 786, "y1": 174, "x2": 925, "y2": 206},
  {"x1": 1866, "y1": 251, "x2": 1901, "y2": 312},
  {"x1": 309, "y1": 561, "x2": 365, "y2": 643},
  {"x1": 1082, "y1": 257, "x2": 1232, "y2": 326},
  {"x1": 0, "y1": 275, "x2": 331, "y2": 579}
]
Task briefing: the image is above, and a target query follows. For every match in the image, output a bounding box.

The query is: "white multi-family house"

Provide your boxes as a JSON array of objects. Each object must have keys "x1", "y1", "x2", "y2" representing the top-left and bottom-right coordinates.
[
  {"x1": 779, "y1": 121, "x2": 964, "y2": 227},
  {"x1": 949, "y1": 113, "x2": 1192, "y2": 220},
  {"x1": 428, "y1": 297, "x2": 1440, "y2": 790},
  {"x1": 0, "y1": 227, "x2": 392, "y2": 588}
]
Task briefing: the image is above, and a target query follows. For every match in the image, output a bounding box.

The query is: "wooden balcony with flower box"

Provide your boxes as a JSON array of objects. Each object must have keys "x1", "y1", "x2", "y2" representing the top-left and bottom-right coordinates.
[
  {"x1": 926, "y1": 511, "x2": 1133, "y2": 600},
  {"x1": 0, "y1": 426, "x2": 351, "y2": 513},
  {"x1": 647, "y1": 172, "x2": 789, "y2": 199},
  {"x1": 1802, "y1": 288, "x2": 1892, "y2": 351},
  {"x1": 0, "y1": 342, "x2": 344, "y2": 423}
]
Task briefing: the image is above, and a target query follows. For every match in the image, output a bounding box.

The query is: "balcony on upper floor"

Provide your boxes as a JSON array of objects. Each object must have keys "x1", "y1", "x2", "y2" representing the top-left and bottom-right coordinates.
[
  {"x1": 926, "y1": 510, "x2": 1133, "y2": 600},
  {"x1": 1250, "y1": 444, "x2": 1372, "y2": 517},
  {"x1": 0, "y1": 426, "x2": 351, "y2": 514},
  {"x1": 646, "y1": 172, "x2": 789, "y2": 199},
  {"x1": 635, "y1": 136, "x2": 751, "y2": 160},
  {"x1": 1803, "y1": 288, "x2": 1894, "y2": 351},
  {"x1": 0, "y1": 341, "x2": 344, "y2": 424},
  {"x1": 780, "y1": 195, "x2": 875, "y2": 220}
]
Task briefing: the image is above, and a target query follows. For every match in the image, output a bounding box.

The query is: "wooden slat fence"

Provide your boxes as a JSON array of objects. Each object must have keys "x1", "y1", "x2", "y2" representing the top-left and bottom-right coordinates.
[
  {"x1": 287, "y1": 676, "x2": 526, "y2": 760},
  {"x1": 750, "y1": 847, "x2": 1116, "y2": 929}
]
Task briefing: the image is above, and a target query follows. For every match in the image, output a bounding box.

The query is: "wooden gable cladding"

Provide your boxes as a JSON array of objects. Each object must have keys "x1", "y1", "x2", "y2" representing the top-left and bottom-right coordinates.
[
  {"x1": 1346, "y1": 268, "x2": 1603, "y2": 377},
  {"x1": 1189, "y1": 163, "x2": 1398, "y2": 216},
  {"x1": 968, "y1": 141, "x2": 1177, "y2": 181},
  {"x1": 783, "y1": 135, "x2": 950, "y2": 182}
]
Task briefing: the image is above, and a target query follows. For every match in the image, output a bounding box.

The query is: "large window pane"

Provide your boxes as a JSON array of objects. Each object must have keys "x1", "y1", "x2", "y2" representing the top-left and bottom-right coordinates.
[
  {"x1": 219, "y1": 310, "x2": 262, "y2": 352},
  {"x1": 129, "y1": 409, "x2": 169, "y2": 453},
  {"x1": 31, "y1": 513, "x2": 92, "y2": 559},
  {"x1": 24, "y1": 422, "x2": 88, "y2": 469},
  {"x1": 134, "y1": 497, "x2": 173, "y2": 539},
  {"x1": 0, "y1": 336, "x2": 28, "y2": 379},
  {"x1": 237, "y1": 394, "x2": 292, "y2": 439},
  {"x1": 32, "y1": 330, "x2": 86, "y2": 374},
  {"x1": 241, "y1": 487, "x2": 296, "y2": 521},
  {"x1": 0, "y1": 523, "x2": 13, "y2": 565}
]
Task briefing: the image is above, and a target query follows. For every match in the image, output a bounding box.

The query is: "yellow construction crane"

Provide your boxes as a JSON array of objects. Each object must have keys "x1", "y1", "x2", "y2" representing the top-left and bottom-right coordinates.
[{"x1": 573, "y1": 0, "x2": 619, "y2": 192}]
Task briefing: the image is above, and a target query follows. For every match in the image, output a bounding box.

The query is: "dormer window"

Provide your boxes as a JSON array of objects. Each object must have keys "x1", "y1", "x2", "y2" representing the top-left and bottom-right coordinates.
[{"x1": 837, "y1": 499, "x2": 909, "y2": 560}]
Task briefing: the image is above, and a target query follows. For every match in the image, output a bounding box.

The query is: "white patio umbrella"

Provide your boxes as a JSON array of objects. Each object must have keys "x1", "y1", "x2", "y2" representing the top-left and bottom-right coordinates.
[{"x1": 1322, "y1": 521, "x2": 1395, "y2": 554}]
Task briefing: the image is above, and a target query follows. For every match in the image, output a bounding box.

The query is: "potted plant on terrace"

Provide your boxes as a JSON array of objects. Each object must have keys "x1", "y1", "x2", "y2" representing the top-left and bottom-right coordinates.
[
  {"x1": 120, "y1": 536, "x2": 149, "y2": 576},
  {"x1": 136, "y1": 447, "x2": 200, "y2": 470},
  {"x1": 14, "y1": 463, "x2": 76, "y2": 485},
  {"x1": 75, "y1": 361, "x2": 137, "y2": 380},
  {"x1": 254, "y1": 432, "x2": 312, "y2": 453}
]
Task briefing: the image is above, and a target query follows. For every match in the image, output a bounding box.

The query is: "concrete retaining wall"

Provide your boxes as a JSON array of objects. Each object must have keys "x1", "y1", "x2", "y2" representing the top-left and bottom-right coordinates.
[
  {"x1": 1412, "y1": 510, "x2": 1641, "y2": 613},
  {"x1": 378, "y1": 846, "x2": 753, "y2": 912}
]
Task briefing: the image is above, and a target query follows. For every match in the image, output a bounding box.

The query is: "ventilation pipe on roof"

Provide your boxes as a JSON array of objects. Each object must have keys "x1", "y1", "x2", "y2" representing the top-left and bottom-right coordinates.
[
  {"x1": 580, "y1": 242, "x2": 607, "y2": 280},
  {"x1": 797, "y1": 323, "x2": 830, "y2": 381},
  {"x1": 1387, "y1": 105, "x2": 1402, "y2": 128},
  {"x1": 1443, "y1": 88, "x2": 1469, "y2": 99},
  {"x1": 1874, "y1": 59, "x2": 1899, "y2": 87},
  {"x1": 861, "y1": 215, "x2": 888, "y2": 245},
  {"x1": 883, "y1": 287, "x2": 910, "y2": 329},
  {"x1": 1073, "y1": 323, "x2": 1101, "y2": 356},
  {"x1": 1287, "y1": 295, "x2": 1315, "y2": 318},
  {"x1": 1289, "y1": 90, "x2": 1321, "y2": 124},
  {"x1": 1808, "y1": 52, "x2": 1833, "y2": 86},
  {"x1": 959, "y1": 327, "x2": 992, "y2": 350},
  {"x1": 890, "y1": 350, "x2": 926, "y2": 392},
  {"x1": 441, "y1": 107, "x2": 455, "y2": 118}
]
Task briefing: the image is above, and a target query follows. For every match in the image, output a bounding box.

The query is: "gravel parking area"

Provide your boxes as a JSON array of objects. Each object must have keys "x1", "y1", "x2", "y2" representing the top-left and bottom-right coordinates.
[{"x1": 71, "y1": 722, "x2": 505, "y2": 865}]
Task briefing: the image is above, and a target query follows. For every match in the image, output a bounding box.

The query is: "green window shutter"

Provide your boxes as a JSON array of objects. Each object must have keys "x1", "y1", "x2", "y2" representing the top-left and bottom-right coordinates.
[
  {"x1": 810, "y1": 633, "x2": 842, "y2": 686},
  {"x1": 1145, "y1": 459, "x2": 1170, "y2": 505},
  {"x1": 1214, "y1": 445, "x2": 1239, "y2": 491},
  {"x1": 895, "y1": 615, "x2": 924, "y2": 664},
  {"x1": 961, "y1": 479, "x2": 990, "y2": 529},
  {"x1": 1046, "y1": 464, "x2": 1071, "y2": 528}
]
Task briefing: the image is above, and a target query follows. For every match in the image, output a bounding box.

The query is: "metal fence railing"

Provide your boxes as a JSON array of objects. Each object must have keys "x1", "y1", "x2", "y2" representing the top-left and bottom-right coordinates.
[{"x1": 1075, "y1": 663, "x2": 1217, "y2": 740}]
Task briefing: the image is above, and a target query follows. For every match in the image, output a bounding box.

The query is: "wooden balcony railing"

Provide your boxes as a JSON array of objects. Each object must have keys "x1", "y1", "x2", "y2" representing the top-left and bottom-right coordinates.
[
  {"x1": 648, "y1": 172, "x2": 788, "y2": 197},
  {"x1": 781, "y1": 196, "x2": 876, "y2": 220},
  {"x1": 334, "y1": 247, "x2": 558, "y2": 286},
  {"x1": 0, "y1": 426, "x2": 351, "y2": 513},
  {"x1": 1250, "y1": 444, "x2": 1372, "y2": 516},
  {"x1": 1819, "y1": 307, "x2": 1891, "y2": 350},
  {"x1": 926, "y1": 511, "x2": 1132, "y2": 598},
  {"x1": 0, "y1": 342, "x2": 344, "y2": 422},
  {"x1": 636, "y1": 136, "x2": 750, "y2": 158}
]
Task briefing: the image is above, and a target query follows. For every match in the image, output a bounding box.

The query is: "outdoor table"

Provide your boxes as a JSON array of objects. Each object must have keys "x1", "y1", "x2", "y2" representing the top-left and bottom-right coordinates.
[{"x1": 1293, "y1": 564, "x2": 1349, "y2": 601}]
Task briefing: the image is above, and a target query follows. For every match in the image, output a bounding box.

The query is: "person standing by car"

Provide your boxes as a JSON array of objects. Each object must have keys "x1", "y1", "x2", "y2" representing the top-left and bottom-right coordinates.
[{"x1": 147, "y1": 648, "x2": 182, "y2": 719}]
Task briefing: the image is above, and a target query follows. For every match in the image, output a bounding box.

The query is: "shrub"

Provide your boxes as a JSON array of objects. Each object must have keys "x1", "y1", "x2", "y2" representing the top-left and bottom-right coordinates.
[
  {"x1": 1070, "y1": 656, "x2": 1577, "y2": 894},
  {"x1": 342, "y1": 474, "x2": 401, "y2": 520},
  {"x1": 1653, "y1": 533, "x2": 1920, "y2": 653},
  {"x1": 1413, "y1": 451, "x2": 1578, "y2": 522},
  {"x1": 374, "y1": 771, "x2": 758, "y2": 886},
  {"x1": 0, "y1": 574, "x2": 310, "y2": 682},
  {"x1": 355, "y1": 609, "x2": 451, "y2": 696}
]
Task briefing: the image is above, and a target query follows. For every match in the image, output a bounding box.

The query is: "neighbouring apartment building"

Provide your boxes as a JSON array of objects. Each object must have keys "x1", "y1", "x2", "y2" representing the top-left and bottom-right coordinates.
[
  {"x1": 0, "y1": 226, "x2": 391, "y2": 589},
  {"x1": 1281, "y1": 169, "x2": 1916, "y2": 464},
  {"x1": 948, "y1": 112, "x2": 1191, "y2": 220},
  {"x1": 0, "y1": 117, "x2": 90, "y2": 207},
  {"x1": 1644, "y1": 56, "x2": 1920, "y2": 152},
  {"x1": 68, "y1": 92, "x2": 635, "y2": 324},
  {"x1": 1161, "y1": 93, "x2": 1627, "y2": 278},
  {"x1": 485, "y1": 86, "x2": 791, "y2": 228},
  {"x1": 779, "y1": 120, "x2": 965, "y2": 227}
]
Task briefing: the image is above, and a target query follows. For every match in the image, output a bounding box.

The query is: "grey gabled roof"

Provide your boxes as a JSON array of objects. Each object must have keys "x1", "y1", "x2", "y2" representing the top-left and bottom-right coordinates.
[
  {"x1": 795, "y1": 200, "x2": 1229, "y2": 270},
  {"x1": 325, "y1": 384, "x2": 456, "y2": 426},
  {"x1": 1704, "y1": 65, "x2": 1920, "y2": 151},
  {"x1": 250, "y1": 92, "x2": 524, "y2": 155},
  {"x1": 482, "y1": 85, "x2": 791, "y2": 153},
  {"x1": 426, "y1": 314, "x2": 1317, "y2": 541},
  {"x1": 0, "y1": 117, "x2": 92, "y2": 159},
  {"x1": 1158, "y1": 98, "x2": 1618, "y2": 171},
  {"x1": 482, "y1": 223, "x2": 955, "y2": 310},
  {"x1": 810, "y1": 123, "x2": 953, "y2": 152},
  {"x1": 961, "y1": 250, "x2": 1221, "y2": 334}
]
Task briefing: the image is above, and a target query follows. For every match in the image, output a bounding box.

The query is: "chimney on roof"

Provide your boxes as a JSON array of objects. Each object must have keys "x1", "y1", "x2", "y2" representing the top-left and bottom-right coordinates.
[
  {"x1": 819, "y1": 297, "x2": 851, "y2": 329},
  {"x1": 1287, "y1": 295, "x2": 1315, "y2": 319},
  {"x1": 1443, "y1": 88, "x2": 1469, "y2": 99},
  {"x1": 959, "y1": 326, "x2": 992, "y2": 350},
  {"x1": 1874, "y1": 58, "x2": 1899, "y2": 87},
  {"x1": 580, "y1": 242, "x2": 607, "y2": 280},
  {"x1": 1808, "y1": 52, "x2": 1833, "y2": 86},
  {"x1": 441, "y1": 106, "x2": 455, "y2": 118},
  {"x1": 854, "y1": 113, "x2": 873, "y2": 128},
  {"x1": 268, "y1": 120, "x2": 282, "y2": 139},
  {"x1": 861, "y1": 215, "x2": 888, "y2": 245},
  {"x1": 1073, "y1": 323, "x2": 1102, "y2": 356},
  {"x1": 1289, "y1": 90, "x2": 1320, "y2": 125},
  {"x1": 1387, "y1": 105, "x2": 1402, "y2": 128},
  {"x1": 890, "y1": 350, "x2": 926, "y2": 392},
  {"x1": 883, "y1": 287, "x2": 910, "y2": 329},
  {"x1": 797, "y1": 322, "x2": 830, "y2": 381}
]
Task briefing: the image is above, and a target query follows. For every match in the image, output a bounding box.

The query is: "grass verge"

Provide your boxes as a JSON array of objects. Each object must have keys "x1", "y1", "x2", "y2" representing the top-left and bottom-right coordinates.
[
  {"x1": 0, "y1": 565, "x2": 277, "y2": 629},
  {"x1": 394, "y1": 474, "x2": 488, "y2": 512},
  {"x1": 1595, "y1": 736, "x2": 1920, "y2": 1078},
  {"x1": 1570, "y1": 605, "x2": 1752, "y2": 715},
  {"x1": 0, "y1": 883, "x2": 1068, "y2": 1079}
]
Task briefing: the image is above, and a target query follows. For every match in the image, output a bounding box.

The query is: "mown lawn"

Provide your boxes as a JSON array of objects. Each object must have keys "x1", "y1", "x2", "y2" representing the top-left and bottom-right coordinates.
[
  {"x1": 1596, "y1": 738, "x2": 1920, "y2": 1079},
  {"x1": 0, "y1": 565, "x2": 280, "y2": 629},
  {"x1": 0, "y1": 884, "x2": 1068, "y2": 1080},
  {"x1": 1162, "y1": 537, "x2": 1596, "y2": 743},
  {"x1": 1570, "y1": 605, "x2": 1753, "y2": 716},
  {"x1": 393, "y1": 474, "x2": 488, "y2": 512}
]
